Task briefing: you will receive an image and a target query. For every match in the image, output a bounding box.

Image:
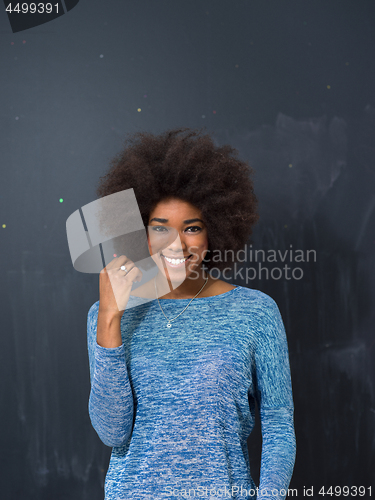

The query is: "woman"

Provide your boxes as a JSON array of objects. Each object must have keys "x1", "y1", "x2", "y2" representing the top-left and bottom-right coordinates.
[{"x1": 87, "y1": 127, "x2": 296, "y2": 500}]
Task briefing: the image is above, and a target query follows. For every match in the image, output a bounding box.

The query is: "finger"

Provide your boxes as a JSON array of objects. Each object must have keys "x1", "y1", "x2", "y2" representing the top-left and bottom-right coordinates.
[
  {"x1": 107, "y1": 255, "x2": 134, "y2": 271},
  {"x1": 118, "y1": 261, "x2": 136, "y2": 275},
  {"x1": 124, "y1": 266, "x2": 143, "y2": 283}
]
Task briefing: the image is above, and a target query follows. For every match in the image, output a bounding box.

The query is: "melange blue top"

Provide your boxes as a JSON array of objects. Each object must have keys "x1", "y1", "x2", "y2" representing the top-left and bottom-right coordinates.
[{"x1": 87, "y1": 285, "x2": 296, "y2": 500}]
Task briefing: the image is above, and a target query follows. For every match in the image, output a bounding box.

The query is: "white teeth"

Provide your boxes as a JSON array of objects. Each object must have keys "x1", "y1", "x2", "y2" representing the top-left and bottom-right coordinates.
[{"x1": 164, "y1": 255, "x2": 189, "y2": 264}]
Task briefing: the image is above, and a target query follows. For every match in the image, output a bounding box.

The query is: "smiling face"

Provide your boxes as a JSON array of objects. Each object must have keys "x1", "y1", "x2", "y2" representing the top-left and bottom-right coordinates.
[{"x1": 147, "y1": 198, "x2": 209, "y2": 283}]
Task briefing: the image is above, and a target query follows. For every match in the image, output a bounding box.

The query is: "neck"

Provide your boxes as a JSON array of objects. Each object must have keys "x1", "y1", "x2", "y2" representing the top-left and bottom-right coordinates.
[{"x1": 155, "y1": 268, "x2": 209, "y2": 300}]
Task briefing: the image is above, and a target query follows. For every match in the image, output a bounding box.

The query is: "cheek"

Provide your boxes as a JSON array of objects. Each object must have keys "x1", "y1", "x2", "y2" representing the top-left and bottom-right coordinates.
[
  {"x1": 198, "y1": 237, "x2": 209, "y2": 260},
  {"x1": 147, "y1": 235, "x2": 160, "y2": 255},
  {"x1": 148, "y1": 237, "x2": 160, "y2": 260},
  {"x1": 190, "y1": 237, "x2": 208, "y2": 258},
  {"x1": 199, "y1": 235, "x2": 208, "y2": 250}
]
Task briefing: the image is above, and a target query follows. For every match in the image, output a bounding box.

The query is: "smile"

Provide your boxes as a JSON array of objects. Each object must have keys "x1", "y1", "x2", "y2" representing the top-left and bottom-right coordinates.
[{"x1": 161, "y1": 254, "x2": 192, "y2": 266}]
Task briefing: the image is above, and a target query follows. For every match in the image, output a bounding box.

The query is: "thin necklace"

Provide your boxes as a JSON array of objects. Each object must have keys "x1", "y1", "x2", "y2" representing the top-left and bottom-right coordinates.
[{"x1": 154, "y1": 275, "x2": 209, "y2": 328}]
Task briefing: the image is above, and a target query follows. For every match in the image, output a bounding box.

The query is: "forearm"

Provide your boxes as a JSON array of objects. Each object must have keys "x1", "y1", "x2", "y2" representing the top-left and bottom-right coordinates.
[
  {"x1": 96, "y1": 308, "x2": 123, "y2": 347},
  {"x1": 257, "y1": 407, "x2": 296, "y2": 500},
  {"x1": 88, "y1": 342, "x2": 134, "y2": 447}
]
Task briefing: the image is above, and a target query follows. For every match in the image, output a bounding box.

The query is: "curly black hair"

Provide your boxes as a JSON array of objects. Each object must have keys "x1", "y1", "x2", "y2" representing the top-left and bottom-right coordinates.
[{"x1": 96, "y1": 127, "x2": 258, "y2": 271}]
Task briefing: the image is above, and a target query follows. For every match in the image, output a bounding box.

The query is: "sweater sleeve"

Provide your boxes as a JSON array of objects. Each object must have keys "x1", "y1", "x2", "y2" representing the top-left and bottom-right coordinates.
[
  {"x1": 253, "y1": 296, "x2": 296, "y2": 500},
  {"x1": 87, "y1": 302, "x2": 134, "y2": 448}
]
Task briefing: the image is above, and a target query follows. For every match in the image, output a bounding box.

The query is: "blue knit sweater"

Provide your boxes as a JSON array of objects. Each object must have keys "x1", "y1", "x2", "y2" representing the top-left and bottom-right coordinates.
[{"x1": 87, "y1": 285, "x2": 296, "y2": 500}]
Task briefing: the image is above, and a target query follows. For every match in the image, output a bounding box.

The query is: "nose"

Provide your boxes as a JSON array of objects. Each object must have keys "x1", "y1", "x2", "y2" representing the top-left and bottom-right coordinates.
[{"x1": 165, "y1": 235, "x2": 187, "y2": 256}]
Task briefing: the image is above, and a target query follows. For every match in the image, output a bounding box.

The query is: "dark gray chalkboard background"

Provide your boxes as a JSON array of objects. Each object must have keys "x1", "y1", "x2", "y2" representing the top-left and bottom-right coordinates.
[{"x1": 1, "y1": 1, "x2": 374, "y2": 499}]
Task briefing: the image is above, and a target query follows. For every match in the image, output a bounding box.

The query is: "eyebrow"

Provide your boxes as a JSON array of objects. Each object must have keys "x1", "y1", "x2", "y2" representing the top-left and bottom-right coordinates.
[{"x1": 149, "y1": 217, "x2": 205, "y2": 224}]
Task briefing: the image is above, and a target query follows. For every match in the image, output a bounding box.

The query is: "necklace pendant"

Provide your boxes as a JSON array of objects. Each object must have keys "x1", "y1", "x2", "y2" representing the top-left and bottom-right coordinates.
[{"x1": 167, "y1": 323, "x2": 172, "y2": 328}]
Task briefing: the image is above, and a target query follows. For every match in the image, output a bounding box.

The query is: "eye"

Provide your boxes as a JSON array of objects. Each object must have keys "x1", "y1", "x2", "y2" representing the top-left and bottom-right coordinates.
[
  {"x1": 151, "y1": 226, "x2": 169, "y2": 232},
  {"x1": 186, "y1": 226, "x2": 202, "y2": 233}
]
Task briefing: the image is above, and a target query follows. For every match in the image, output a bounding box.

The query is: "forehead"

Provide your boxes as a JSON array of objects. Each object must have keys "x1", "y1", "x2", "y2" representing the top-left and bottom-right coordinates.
[{"x1": 150, "y1": 198, "x2": 202, "y2": 216}]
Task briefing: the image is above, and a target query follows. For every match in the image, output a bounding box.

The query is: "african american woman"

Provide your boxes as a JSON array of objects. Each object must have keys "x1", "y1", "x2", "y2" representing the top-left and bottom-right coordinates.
[{"x1": 86, "y1": 127, "x2": 296, "y2": 500}]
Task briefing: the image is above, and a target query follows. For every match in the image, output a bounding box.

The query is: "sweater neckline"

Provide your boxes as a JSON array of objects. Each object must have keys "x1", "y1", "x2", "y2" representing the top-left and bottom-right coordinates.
[{"x1": 154, "y1": 284, "x2": 241, "y2": 302}]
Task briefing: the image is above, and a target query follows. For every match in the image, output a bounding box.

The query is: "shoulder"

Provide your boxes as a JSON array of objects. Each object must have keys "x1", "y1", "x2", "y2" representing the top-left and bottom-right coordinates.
[
  {"x1": 232, "y1": 285, "x2": 278, "y2": 308},
  {"x1": 231, "y1": 286, "x2": 283, "y2": 327}
]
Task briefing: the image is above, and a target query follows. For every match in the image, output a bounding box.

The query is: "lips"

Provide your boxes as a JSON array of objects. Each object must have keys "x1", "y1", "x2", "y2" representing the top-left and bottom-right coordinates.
[
  {"x1": 162, "y1": 254, "x2": 191, "y2": 259},
  {"x1": 161, "y1": 254, "x2": 193, "y2": 267}
]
